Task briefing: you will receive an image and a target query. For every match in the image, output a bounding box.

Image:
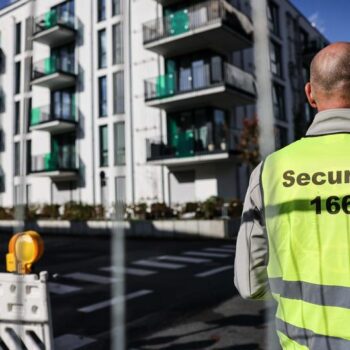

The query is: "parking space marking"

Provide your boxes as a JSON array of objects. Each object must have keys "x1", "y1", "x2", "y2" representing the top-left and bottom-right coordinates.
[
  {"x1": 157, "y1": 255, "x2": 211, "y2": 264},
  {"x1": 54, "y1": 334, "x2": 96, "y2": 350},
  {"x1": 195, "y1": 265, "x2": 233, "y2": 278},
  {"x1": 132, "y1": 260, "x2": 185, "y2": 269},
  {"x1": 100, "y1": 266, "x2": 157, "y2": 276},
  {"x1": 64, "y1": 272, "x2": 119, "y2": 284},
  {"x1": 183, "y1": 251, "x2": 230, "y2": 258},
  {"x1": 49, "y1": 282, "x2": 82, "y2": 295},
  {"x1": 78, "y1": 290, "x2": 153, "y2": 313}
]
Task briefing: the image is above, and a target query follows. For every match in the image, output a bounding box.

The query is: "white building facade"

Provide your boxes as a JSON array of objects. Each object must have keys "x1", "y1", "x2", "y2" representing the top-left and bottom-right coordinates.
[{"x1": 0, "y1": 0, "x2": 327, "y2": 208}]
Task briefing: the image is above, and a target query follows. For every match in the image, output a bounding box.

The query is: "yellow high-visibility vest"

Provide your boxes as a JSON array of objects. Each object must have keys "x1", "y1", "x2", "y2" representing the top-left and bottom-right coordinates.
[{"x1": 261, "y1": 133, "x2": 350, "y2": 349}]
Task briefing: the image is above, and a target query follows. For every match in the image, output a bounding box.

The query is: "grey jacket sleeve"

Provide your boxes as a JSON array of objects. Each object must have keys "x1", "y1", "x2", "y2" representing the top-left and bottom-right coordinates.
[{"x1": 234, "y1": 162, "x2": 271, "y2": 300}]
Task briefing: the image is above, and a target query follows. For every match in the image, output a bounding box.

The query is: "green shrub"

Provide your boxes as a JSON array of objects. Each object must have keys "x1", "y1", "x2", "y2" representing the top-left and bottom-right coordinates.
[
  {"x1": 150, "y1": 202, "x2": 174, "y2": 219},
  {"x1": 199, "y1": 196, "x2": 224, "y2": 219},
  {"x1": 62, "y1": 201, "x2": 96, "y2": 221}
]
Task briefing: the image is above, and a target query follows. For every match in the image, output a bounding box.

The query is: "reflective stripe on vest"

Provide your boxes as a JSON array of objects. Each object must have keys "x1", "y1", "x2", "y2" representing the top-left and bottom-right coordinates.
[{"x1": 261, "y1": 133, "x2": 350, "y2": 349}]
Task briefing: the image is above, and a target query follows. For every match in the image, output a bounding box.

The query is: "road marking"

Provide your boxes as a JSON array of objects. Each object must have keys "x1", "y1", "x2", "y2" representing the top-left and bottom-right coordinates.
[
  {"x1": 48, "y1": 282, "x2": 82, "y2": 295},
  {"x1": 157, "y1": 255, "x2": 211, "y2": 264},
  {"x1": 196, "y1": 265, "x2": 233, "y2": 278},
  {"x1": 63, "y1": 272, "x2": 119, "y2": 284},
  {"x1": 204, "y1": 248, "x2": 234, "y2": 253},
  {"x1": 78, "y1": 290, "x2": 153, "y2": 313},
  {"x1": 132, "y1": 260, "x2": 185, "y2": 269},
  {"x1": 100, "y1": 266, "x2": 157, "y2": 276},
  {"x1": 54, "y1": 334, "x2": 96, "y2": 350},
  {"x1": 183, "y1": 251, "x2": 230, "y2": 258}
]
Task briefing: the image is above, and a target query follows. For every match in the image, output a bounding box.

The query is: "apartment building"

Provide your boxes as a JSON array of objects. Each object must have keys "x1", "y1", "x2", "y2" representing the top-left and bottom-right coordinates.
[{"x1": 0, "y1": 0, "x2": 328, "y2": 209}]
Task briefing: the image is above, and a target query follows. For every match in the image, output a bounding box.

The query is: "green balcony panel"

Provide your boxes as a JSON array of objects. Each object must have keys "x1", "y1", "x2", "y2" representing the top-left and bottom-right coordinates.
[
  {"x1": 174, "y1": 131, "x2": 194, "y2": 158},
  {"x1": 44, "y1": 56, "x2": 57, "y2": 75},
  {"x1": 44, "y1": 10, "x2": 58, "y2": 29},
  {"x1": 167, "y1": 10, "x2": 189, "y2": 36},
  {"x1": 156, "y1": 74, "x2": 175, "y2": 98},
  {"x1": 31, "y1": 107, "x2": 41, "y2": 126}
]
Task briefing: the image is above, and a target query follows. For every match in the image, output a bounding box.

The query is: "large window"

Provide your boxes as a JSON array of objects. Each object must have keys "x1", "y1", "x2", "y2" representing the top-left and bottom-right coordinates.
[
  {"x1": 26, "y1": 140, "x2": 31, "y2": 175},
  {"x1": 115, "y1": 176, "x2": 126, "y2": 203},
  {"x1": 267, "y1": 1, "x2": 279, "y2": 36},
  {"x1": 97, "y1": 0, "x2": 106, "y2": 22},
  {"x1": 99, "y1": 125, "x2": 108, "y2": 167},
  {"x1": 270, "y1": 41, "x2": 283, "y2": 78},
  {"x1": 113, "y1": 71, "x2": 124, "y2": 114},
  {"x1": 112, "y1": 0, "x2": 121, "y2": 16},
  {"x1": 52, "y1": 89, "x2": 75, "y2": 120},
  {"x1": 15, "y1": 22, "x2": 22, "y2": 55},
  {"x1": 15, "y1": 61, "x2": 21, "y2": 94},
  {"x1": 14, "y1": 101, "x2": 20, "y2": 135},
  {"x1": 112, "y1": 23, "x2": 123, "y2": 65},
  {"x1": 99, "y1": 76, "x2": 108, "y2": 117},
  {"x1": 272, "y1": 83, "x2": 286, "y2": 120},
  {"x1": 114, "y1": 122, "x2": 125, "y2": 165},
  {"x1": 98, "y1": 29, "x2": 107, "y2": 69}
]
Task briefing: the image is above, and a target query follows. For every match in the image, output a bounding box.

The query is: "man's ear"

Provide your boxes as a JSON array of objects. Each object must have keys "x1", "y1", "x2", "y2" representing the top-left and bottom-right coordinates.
[{"x1": 305, "y1": 82, "x2": 317, "y2": 108}]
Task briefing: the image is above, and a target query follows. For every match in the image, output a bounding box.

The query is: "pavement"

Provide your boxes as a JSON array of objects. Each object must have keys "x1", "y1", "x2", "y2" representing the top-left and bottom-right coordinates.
[{"x1": 0, "y1": 232, "x2": 281, "y2": 349}]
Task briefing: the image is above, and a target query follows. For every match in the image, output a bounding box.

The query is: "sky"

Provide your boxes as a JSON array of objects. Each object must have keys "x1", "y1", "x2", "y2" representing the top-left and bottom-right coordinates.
[
  {"x1": 290, "y1": 0, "x2": 348, "y2": 43},
  {"x1": 0, "y1": 0, "x2": 347, "y2": 43}
]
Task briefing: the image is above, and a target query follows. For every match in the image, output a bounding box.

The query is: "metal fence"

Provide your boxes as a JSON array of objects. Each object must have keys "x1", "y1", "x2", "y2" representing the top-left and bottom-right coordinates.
[
  {"x1": 31, "y1": 104, "x2": 76, "y2": 126},
  {"x1": 31, "y1": 152, "x2": 77, "y2": 173},
  {"x1": 33, "y1": 10, "x2": 76, "y2": 34},
  {"x1": 32, "y1": 56, "x2": 76, "y2": 80}
]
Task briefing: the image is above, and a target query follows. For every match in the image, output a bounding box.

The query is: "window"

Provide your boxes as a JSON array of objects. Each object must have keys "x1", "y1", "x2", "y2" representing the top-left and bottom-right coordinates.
[
  {"x1": 115, "y1": 176, "x2": 126, "y2": 203},
  {"x1": 97, "y1": 0, "x2": 106, "y2": 22},
  {"x1": 25, "y1": 17, "x2": 33, "y2": 51},
  {"x1": 15, "y1": 61, "x2": 21, "y2": 94},
  {"x1": 99, "y1": 125, "x2": 108, "y2": 167},
  {"x1": 114, "y1": 122, "x2": 125, "y2": 165},
  {"x1": 99, "y1": 76, "x2": 108, "y2": 117},
  {"x1": 26, "y1": 98, "x2": 31, "y2": 131},
  {"x1": 98, "y1": 29, "x2": 107, "y2": 69},
  {"x1": 14, "y1": 102, "x2": 20, "y2": 135},
  {"x1": 26, "y1": 140, "x2": 31, "y2": 175},
  {"x1": 52, "y1": 89, "x2": 75, "y2": 121},
  {"x1": 270, "y1": 41, "x2": 283, "y2": 77},
  {"x1": 267, "y1": 1, "x2": 279, "y2": 36},
  {"x1": 112, "y1": 0, "x2": 121, "y2": 16},
  {"x1": 112, "y1": 23, "x2": 123, "y2": 65},
  {"x1": 275, "y1": 125, "x2": 288, "y2": 149},
  {"x1": 272, "y1": 83, "x2": 285, "y2": 120},
  {"x1": 113, "y1": 71, "x2": 124, "y2": 114},
  {"x1": 14, "y1": 142, "x2": 20, "y2": 176},
  {"x1": 15, "y1": 22, "x2": 21, "y2": 54}
]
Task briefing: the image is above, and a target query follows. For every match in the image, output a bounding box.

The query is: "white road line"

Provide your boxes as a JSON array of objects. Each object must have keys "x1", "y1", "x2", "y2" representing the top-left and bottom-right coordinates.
[
  {"x1": 78, "y1": 290, "x2": 153, "y2": 313},
  {"x1": 183, "y1": 251, "x2": 230, "y2": 258},
  {"x1": 204, "y1": 248, "x2": 234, "y2": 253},
  {"x1": 63, "y1": 272, "x2": 119, "y2": 284},
  {"x1": 54, "y1": 334, "x2": 96, "y2": 350},
  {"x1": 132, "y1": 260, "x2": 185, "y2": 269},
  {"x1": 196, "y1": 265, "x2": 233, "y2": 278},
  {"x1": 100, "y1": 266, "x2": 157, "y2": 276},
  {"x1": 157, "y1": 255, "x2": 211, "y2": 264},
  {"x1": 48, "y1": 282, "x2": 82, "y2": 295}
]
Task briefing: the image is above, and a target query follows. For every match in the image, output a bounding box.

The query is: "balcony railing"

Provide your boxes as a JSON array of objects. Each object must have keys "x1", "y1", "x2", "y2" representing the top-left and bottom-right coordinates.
[
  {"x1": 31, "y1": 104, "x2": 76, "y2": 126},
  {"x1": 32, "y1": 56, "x2": 75, "y2": 80},
  {"x1": 31, "y1": 152, "x2": 77, "y2": 173},
  {"x1": 143, "y1": 0, "x2": 252, "y2": 45},
  {"x1": 144, "y1": 60, "x2": 255, "y2": 102},
  {"x1": 33, "y1": 10, "x2": 76, "y2": 35},
  {"x1": 146, "y1": 129, "x2": 241, "y2": 161}
]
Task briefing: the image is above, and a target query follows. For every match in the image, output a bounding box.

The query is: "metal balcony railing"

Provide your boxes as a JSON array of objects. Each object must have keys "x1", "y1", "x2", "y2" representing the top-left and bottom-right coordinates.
[
  {"x1": 31, "y1": 152, "x2": 77, "y2": 173},
  {"x1": 30, "y1": 104, "x2": 76, "y2": 126},
  {"x1": 143, "y1": 0, "x2": 252, "y2": 45},
  {"x1": 33, "y1": 10, "x2": 76, "y2": 34},
  {"x1": 146, "y1": 129, "x2": 241, "y2": 161},
  {"x1": 144, "y1": 60, "x2": 255, "y2": 101},
  {"x1": 32, "y1": 56, "x2": 75, "y2": 80}
]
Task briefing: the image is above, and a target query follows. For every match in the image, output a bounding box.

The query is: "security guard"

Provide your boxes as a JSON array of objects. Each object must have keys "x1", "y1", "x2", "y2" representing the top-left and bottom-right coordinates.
[{"x1": 234, "y1": 42, "x2": 350, "y2": 349}]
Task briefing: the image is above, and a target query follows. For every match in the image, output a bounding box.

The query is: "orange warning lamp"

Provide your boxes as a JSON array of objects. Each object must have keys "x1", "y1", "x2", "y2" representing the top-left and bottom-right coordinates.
[{"x1": 6, "y1": 231, "x2": 44, "y2": 274}]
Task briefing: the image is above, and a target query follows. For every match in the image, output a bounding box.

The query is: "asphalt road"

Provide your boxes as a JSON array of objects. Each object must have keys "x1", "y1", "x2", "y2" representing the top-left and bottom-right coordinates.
[{"x1": 0, "y1": 232, "x2": 277, "y2": 350}]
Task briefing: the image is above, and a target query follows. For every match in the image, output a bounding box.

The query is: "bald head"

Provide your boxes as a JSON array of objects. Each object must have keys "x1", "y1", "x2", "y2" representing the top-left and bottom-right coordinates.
[{"x1": 306, "y1": 42, "x2": 350, "y2": 111}]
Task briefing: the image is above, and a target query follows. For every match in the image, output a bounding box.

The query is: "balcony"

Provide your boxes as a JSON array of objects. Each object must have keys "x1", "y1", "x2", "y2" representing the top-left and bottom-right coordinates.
[
  {"x1": 32, "y1": 10, "x2": 76, "y2": 47},
  {"x1": 30, "y1": 105, "x2": 77, "y2": 133},
  {"x1": 31, "y1": 57, "x2": 76, "y2": 89},
  {"x1": 143, "y1": 0, "x2": 253, "y2": 56},
  {"x1": 153, "y1": 0, "x2": 183, "y2": 6},
  {"x1": 30, "y1": 152, "x2": 78, "y2": 181},
  {"x1": 144, "y1": 61, "x2": 256, "y2": 112},
  {"x1": 302, "y1": 40, "x2": 327, "y2": 65},
  {"x1": 146, "y1": 129, "x2": 241, "y2": 167}
]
